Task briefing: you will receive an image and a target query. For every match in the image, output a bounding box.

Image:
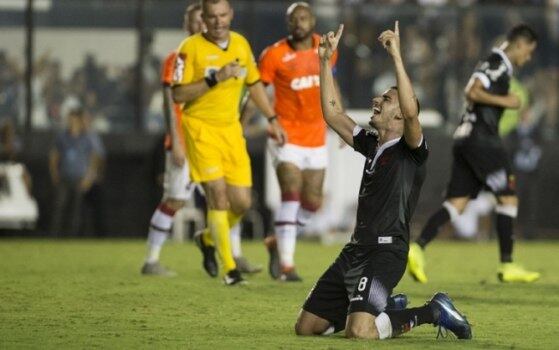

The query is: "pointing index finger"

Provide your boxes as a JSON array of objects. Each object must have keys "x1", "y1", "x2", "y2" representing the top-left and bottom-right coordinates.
[
  {"x1": 335, "y1": 24, "x2": 344, "y2": 40},
  {"x1": 395, "y1": 20, "x2": 399, "y2": 36}
]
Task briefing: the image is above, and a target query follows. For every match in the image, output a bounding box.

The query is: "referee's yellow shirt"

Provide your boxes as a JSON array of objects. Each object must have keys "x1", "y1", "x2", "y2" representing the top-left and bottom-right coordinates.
[{"x1": 173, "y1": 31, "x2": 260, "y2": 126}]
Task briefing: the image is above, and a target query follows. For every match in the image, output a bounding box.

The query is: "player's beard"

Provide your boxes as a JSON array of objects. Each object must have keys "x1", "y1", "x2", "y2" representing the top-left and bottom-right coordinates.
[{"x1": 290, "y1": 27, "x2": 312, "y2": 42}]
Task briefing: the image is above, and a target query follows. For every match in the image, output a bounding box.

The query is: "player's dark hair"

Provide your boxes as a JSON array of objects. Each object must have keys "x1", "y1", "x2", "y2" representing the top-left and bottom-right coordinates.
[
  {"x1": 507, "y1": 24, "x2": 538, "y2": 43},
  {"x1": 390, "y1": 86, "x2": 421, "y2": 113}
]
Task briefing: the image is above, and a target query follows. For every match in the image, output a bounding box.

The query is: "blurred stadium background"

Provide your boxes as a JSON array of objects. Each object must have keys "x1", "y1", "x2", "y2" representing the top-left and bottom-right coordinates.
[{"x1": 1, "y1": 0, "x2": 558, "y2": 241}]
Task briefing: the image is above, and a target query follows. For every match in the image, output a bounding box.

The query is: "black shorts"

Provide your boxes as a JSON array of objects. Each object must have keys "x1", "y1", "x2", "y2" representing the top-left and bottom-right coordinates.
[
  {"x1": 302, "y1": 242, "x2": 407, "y2": 333},
  {"x1": 446, "y1": 143, "x2": 516, "y2": 199}
]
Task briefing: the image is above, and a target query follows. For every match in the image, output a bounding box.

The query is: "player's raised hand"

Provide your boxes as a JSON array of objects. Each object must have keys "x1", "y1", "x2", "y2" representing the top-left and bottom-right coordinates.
[
  {"x1": 378, "y1": 21, "x2": 401, "y2": 58},
  {"x1": 216, "y1": 61, "x2": 241, "y2": 82},
  {"x1": 319, "y1": 24, "x2": 344, "y2": 61}
]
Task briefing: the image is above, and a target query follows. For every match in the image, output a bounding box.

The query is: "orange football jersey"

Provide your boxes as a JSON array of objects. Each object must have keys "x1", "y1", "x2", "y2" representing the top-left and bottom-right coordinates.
[
  {"x1": 259, "y1": 34, "x2": 337, "y2": 147},
  {"x1": 161, "y1": 51, "x2": 184, "y2": 150}
]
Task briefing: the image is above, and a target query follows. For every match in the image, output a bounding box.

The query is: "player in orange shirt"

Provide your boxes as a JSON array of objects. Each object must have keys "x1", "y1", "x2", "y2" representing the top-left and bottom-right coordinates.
[
  {"x1": 141, "y1": 3, "x2": 205, "y2": 276},
  {"x1": 259, "y1": 2, "x2": 338, "y2": 281}
]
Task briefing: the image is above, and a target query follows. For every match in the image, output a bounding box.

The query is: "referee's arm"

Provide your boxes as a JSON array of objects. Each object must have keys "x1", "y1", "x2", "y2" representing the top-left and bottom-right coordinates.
[{"x1": 172, "y1": 61, "x2": 240, "y2": 103}]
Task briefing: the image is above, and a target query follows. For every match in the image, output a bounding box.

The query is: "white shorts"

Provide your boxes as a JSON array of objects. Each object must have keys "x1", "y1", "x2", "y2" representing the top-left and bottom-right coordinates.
[
  {"x1": 163, "y1": 151, "x2": 193, "y2": 201},
  {"x1": 268, "y1": 141, "x2": 328, "y2": 170}
]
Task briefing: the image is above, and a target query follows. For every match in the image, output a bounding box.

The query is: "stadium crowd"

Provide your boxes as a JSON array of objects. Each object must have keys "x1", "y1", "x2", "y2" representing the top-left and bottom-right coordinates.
[
  {"x1": 0, "y1": 2, "x2": 557, "y2": 136},
  {"x1": 0, "y1": 1, "x2": 557, "y2": 239}
]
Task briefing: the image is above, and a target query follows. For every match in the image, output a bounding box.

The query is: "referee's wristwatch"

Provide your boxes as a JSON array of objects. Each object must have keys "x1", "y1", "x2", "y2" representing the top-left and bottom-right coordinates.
[
  {"x1": 267, "y1": 115, "x2": 278, "y2": 123},
  {"x1": 204, "y1": 71, "x2": 219, "y2": 88}
]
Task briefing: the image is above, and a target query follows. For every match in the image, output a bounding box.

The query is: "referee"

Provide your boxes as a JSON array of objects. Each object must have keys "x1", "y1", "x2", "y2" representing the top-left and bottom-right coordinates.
[{"x1": 172, "y1": 0, "x2": 286, "y2": 285}]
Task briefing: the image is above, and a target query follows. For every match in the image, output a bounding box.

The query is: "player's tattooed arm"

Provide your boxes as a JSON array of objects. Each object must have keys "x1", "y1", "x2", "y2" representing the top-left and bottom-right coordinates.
[
  {"x1": 379, "y1": 21, "x2": 422, "y2": 148},
  {"x1": 319, "y1": 24, "x2": 356, "y2": 147}
]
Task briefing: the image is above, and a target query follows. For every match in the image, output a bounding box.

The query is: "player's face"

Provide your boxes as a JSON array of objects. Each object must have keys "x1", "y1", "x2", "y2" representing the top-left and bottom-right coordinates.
[
  {"x1": 369, "y1": 89, "x2": 401, "y2": 130},
  {"x1": 185, "y1": 9, "x2": 205, "y2": 34},
  {"x1": 514, "y1": 39, "x2": 537, "y2": 67},
  {"x1": 287, "y1": 7, "x2": 315, "y2": 41},
  {"x1": 203, "y1": 0, "x2": 233, "y2": 42}
]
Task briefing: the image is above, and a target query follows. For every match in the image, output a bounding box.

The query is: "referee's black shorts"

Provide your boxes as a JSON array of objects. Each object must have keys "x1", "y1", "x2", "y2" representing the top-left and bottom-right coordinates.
[
  {"x1": 302, "y1": 241, "x2": 407, "y2": 333},
  {"x1": 446, "y1": 143, "x2": 516, "y2": 199}
]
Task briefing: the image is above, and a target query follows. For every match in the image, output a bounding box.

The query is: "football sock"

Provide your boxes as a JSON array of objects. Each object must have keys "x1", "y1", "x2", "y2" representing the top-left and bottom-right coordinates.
[
  {"x1": 228, "y1": 211, "x2": 243, "y2": 258},
  {"x1": 201, "y1": 229, "x2": 214, "y2": 246},
  {"x1": 275, "y1": 195, "x2": 300, "y2": 269},
  {"x1": 145, "y1": 204, "x2": 176, "y2": 264},
  {"x1": 230, "y1": 223, "x2": 242, "y2": 258},
  {"x1": 416, "y1": 206, "x2": 451, "y2": 249},
  {"x1": 227, "y1": 210, "x2": 243, "y2": 228},
  {"x1": 208, "y1": 210, "x2": 236, "y2": 273},
  {"x1": 496, "y1": 213, "x2": 514, "y2": 263},
  {"x1": 378, "y1": 305, "x2": 436, "y2": 339},
  {"x1": 296, "y1": 200, "x2": 319, "y2": 234}
]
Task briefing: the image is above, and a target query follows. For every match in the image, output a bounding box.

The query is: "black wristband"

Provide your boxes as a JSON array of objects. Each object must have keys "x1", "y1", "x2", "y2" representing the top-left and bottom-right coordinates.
[
  {"x1": 204, "y1": 71, "x2": 218, "y2": 88},
  {"x1": 267, "y1": 115, "x2": 278, "y2": 123}
]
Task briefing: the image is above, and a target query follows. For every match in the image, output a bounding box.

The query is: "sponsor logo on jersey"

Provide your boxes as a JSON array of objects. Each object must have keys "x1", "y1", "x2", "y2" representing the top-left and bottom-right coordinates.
[
  {"x1": 350, "y1": 295, "x2": 363, "y2": 302},
  {"x1": 206, "y1": 54, "x2": 219, "y2": 60},
  {"x1": 290, "y1": 75, "x2": 320, "y2": 91},
  {"x1": 365, "y1": 158, "x2": 375, "y2": 175},
  {"x1": 281, "y1": 52, "x2": 296, "y2": 63},
  {"x1": 378, "y1": 236, "x2": 393, "y2": 244}
]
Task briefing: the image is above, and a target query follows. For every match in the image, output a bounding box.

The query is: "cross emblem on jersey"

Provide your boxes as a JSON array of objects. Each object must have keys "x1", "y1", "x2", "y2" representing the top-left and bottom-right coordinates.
[{"x1": 365, "y1": 158, "x2": 376, "y2": 175}]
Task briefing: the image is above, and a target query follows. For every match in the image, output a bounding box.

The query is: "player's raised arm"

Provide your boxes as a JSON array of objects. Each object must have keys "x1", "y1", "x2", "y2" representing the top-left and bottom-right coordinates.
[
  {"x1": 379, "y1": 21, "x2": 422, "y2": 148},
  {"x1": 318, "y1": 24, "x2": 356, "y2": 147}
]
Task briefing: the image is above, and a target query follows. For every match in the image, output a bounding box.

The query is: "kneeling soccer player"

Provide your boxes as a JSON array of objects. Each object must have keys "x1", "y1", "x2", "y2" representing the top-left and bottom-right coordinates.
[{"x1": 295, "y1": 23, "x2": 472, "y2": 340}]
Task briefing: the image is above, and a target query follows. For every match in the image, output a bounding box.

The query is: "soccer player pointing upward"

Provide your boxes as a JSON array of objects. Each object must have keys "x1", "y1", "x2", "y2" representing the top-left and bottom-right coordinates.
[{"x1": 295, "y1": 22, "x2": 471, "y2": 340}]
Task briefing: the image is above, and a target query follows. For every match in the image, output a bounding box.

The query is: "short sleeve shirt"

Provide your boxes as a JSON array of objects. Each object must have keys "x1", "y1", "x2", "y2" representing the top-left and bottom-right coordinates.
[
  {"x1": 351, "y1": 127, "x2": 428, "y2": 246},
  {"x1": 173, "y1": 32, "x2": 260, "y2": 126}
]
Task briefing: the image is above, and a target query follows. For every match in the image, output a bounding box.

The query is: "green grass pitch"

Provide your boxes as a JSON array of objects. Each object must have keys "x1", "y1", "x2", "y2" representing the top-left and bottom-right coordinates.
[{"x1": 1, "y1": 239, "x2": 558, "y2": 349}]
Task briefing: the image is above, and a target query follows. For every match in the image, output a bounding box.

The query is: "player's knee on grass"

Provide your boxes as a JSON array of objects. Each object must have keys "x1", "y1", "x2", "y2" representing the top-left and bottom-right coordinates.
[
  {"x1": 345, "y1": 312, "x2": 379, "y2": 340},
  {"x1": 294, "y1": 310, "x2": 331, "y2": 336},
  {"x1": 446, "y1": 197, "x2": 471, "y2": 215}
]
